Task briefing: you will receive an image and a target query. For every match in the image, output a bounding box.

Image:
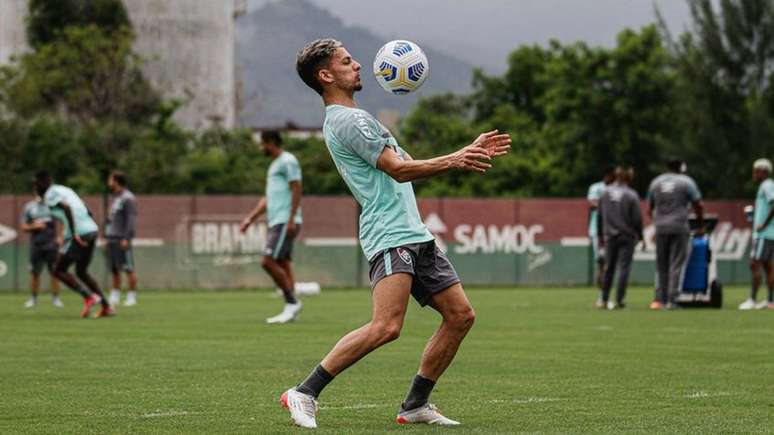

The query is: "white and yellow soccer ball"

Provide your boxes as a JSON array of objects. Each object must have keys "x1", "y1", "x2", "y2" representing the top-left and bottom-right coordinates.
[{"x1": 373, "y1": 40, "x2": 429, "y2": 95}]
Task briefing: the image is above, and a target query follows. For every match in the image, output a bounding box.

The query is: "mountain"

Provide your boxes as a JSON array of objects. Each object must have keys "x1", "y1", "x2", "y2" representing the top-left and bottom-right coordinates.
[{"x1": 235, "y1": 0, "x2": 473, "y2": 128}]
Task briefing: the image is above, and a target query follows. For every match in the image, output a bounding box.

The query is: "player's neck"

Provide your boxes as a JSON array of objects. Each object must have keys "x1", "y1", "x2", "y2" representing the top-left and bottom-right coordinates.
[{"x1": 322, "y1": 90, "x2": 356, "y2": 108}]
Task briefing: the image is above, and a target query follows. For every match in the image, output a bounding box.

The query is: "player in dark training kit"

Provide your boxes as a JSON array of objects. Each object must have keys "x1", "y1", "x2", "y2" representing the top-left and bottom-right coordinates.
[
  {"x1": 20, "y1": 193, "x2": 62, "y2": 308},
  {"x1": 106, "y1": 171, "x2": 139, "y2": 307},
  {"x1": 278, "y1": 38, "x2": 511, "y2": 429}
]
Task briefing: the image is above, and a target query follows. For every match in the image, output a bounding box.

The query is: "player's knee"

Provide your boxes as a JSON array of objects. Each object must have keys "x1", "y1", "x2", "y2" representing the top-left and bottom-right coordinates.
[
  {"x1": 261, "y1": 256, "x2": 275, "y2": 270},
  {"x1": 372, "y1": 321, "x2": 402, "y2": 344},
  {"x1": 448, "y1": 306, "x2": 476, "y2": 332}
]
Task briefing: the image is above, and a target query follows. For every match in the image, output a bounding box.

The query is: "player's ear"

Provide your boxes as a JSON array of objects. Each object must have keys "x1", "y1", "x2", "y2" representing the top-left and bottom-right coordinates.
[{"x1": 318, "y1": 68, "x2": 334, "y2": 86}]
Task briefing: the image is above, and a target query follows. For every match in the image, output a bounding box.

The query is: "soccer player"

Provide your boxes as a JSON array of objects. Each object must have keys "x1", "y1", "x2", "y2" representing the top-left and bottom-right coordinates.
[
  {"x1": 588, "y1": 165, "x2": 616, "y2": 303},
  {"x1": 598, "y1": 167, "x2": 643, "y2": 309},
  {"x1": 739, "y1": 158, "x2": 774, "y2": 310},
  {"x1": 20, "y1": 191, "x2": 62, "y2": 308},
  {"x1": 106, "y1": 170, "x2": 138, "y2": 307},
  {"x1": 240, "y1": 130, "x2": 304, "y2": 324},
  {"x1": 33, "y1": 171, "x2": 114, "y2": 318},
  {"x1": 281, "y1": 39, "x2": 511, "y2": 429},
  {"x1": 647, "y1": 159, "x2": 704, "y2": 310}
]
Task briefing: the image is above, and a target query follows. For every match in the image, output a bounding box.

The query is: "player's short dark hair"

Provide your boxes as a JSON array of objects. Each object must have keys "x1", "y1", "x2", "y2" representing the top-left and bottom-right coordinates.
[
  {"x1": 296, "y1": 38, "x2": 342, "y2": 95},
  {"x1": 34, "y1": 170, "x2": 51, "y2": 184},
  {"x1": 261, "y1": 130, "x2": 283, "y2": 147},
  {"x1": 666, "y1": 158, "x2": 684, "y2": 172},
  {"x1": 111, "y1": 170, "x2": 127, "y2": 187}
]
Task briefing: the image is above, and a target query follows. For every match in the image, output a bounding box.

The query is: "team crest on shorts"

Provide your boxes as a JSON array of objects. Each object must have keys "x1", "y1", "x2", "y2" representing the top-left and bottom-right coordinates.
[{"x1": 396, "y1": 248, "x2": 412, "y2": 265}]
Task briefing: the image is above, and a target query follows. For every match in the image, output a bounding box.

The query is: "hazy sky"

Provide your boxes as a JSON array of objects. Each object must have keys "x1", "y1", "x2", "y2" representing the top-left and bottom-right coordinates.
[{"x1": 247, "y1": 0, "x2": 699, "y2": 72}]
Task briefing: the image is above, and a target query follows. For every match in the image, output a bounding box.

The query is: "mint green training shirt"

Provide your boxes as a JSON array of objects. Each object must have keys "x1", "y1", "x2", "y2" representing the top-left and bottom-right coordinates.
[
  {"x1": 587, "y1": 181, "x2": 606, "y2": 237},
  {"x1": 43, "y1": 184, "x2": 98, "y2": 238},
  {"x1": 323, "y1": 104, "x2": 433, "y2": 260},
  {"x1": 266, "y1": 151, "x2": 303, "y2": 227},
  {"x1": 754, "y1": 178, "x2": 774, "y2": 240}
]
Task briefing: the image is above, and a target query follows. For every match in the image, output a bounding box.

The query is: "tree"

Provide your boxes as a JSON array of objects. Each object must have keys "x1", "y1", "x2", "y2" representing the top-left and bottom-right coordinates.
[
  {"x1": 662, "y1": 0, "x2": 774, "y2": 197},
  {"x1": 26, "y1": 0, "x2": 130, "y2": 49}
]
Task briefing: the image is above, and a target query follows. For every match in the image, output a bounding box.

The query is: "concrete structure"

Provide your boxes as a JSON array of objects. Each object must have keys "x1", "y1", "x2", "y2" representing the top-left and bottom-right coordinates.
[
  {"x1": 125, "y1": 0, "x2": 238, "y2": 130},
  {"x1": 0, "y1": 0, "x2": 239, "y2": 131},
  {"x1": 0, "y1": 0, "x2": 29, "y2": 65}
]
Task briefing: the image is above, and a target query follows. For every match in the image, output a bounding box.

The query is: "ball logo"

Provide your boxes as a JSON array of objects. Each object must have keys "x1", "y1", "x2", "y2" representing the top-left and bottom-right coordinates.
[
  {"x1": 391, "y1": 41, "x2": 413, "y2": 57},
  {"x1": 397, "y1": 248, "x2": 412, "y2": 265}
]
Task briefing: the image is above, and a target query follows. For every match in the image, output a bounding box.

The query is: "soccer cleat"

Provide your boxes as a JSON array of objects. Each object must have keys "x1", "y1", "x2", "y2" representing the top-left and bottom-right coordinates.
[
  {"x1": 754, "y1": 300, "x2": 769, "y2": 310},
  {"x1": 123, "y1": 297, "x2": 137, "y2": 307},
  {"x1": 396, "y1": 403, "x2": 460, "y2": 426},
  {"x1": 649, "y1": 300, "x2": 664, "y2": 310},
  {"x1": 280, "y1": 388, "x2": 318, "y2": 429},
  {"x1": 93, "y1": 306, "x2": 116, "y2": 318},
  {"x1": 606, "y1": 300, "x2": 624, "y2": 310},
  {"x1": 81, "y1": 295, "x2": 100, "y2": 318},
  {"x1": 594, "y1": 299, "x2": 606, "y2": 309},
  {"x1": 24, "y1": 298, "x2": 37, "y2": 308},
  {"x1": 52, "y1": 297, "x2": 64, "y2": 308},
  {"x1": 266, "y1": 302, "x2": 303, "y2": 324},
  {"x1": 738, "y1": 298, "x2": 757, "y2": 310}
]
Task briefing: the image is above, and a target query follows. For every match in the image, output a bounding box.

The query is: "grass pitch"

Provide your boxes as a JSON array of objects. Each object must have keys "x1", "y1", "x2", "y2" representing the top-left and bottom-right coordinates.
[{"x1": 0, "y1": 287, "x2": 772, "y2": 434}]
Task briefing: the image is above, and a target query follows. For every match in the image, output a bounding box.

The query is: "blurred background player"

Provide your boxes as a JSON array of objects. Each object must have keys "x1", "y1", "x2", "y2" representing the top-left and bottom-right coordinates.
[
  {"x1": 20, "y1": 190, "x2": 62, "y2": 308},
  {"x1": 740, "y1": 158, "x2": 774, "y2": 310},
  {"x1": 240, "y1": 130, "x2": 304, "y2": 324},
  {"x1": 647, "y1": 159, "x2": 704, "y2": 309},
  {"x1": 597, "y1": 166, "x2": 643, "y2": 309},
  {"x1": 282, "y1": 38, "x2": 511, "y2": 429},
  {"x1": 588, "y1": 165, "x2": 616, "y2": 297},
  {"x1": 34, "y1": 171, "x2": 114, "y2": 318},
  {"x1": 106, "y1": 170, "x2": 138, "y2": 307}
]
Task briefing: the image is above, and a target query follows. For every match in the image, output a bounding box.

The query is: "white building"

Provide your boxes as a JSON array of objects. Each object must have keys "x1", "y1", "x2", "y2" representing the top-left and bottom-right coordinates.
[{"x1": 0, "y1": 0, "x2": 240, "y2": 130}]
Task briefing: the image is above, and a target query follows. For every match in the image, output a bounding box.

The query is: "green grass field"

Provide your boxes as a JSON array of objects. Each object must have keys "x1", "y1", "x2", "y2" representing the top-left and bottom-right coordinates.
[{"x1": 1, "y1": 287, "x2": 772, "y2": 434}]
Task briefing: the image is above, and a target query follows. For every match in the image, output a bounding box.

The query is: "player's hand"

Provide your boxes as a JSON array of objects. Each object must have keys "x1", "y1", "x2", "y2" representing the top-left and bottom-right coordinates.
[
  {"x1": 74, "y1": 235, "x2": 86, "y2": 247},
  {"x1": 56, "y1": 235, "x2": 64, "y2": 247},
  {"x1": 120, "y1": 239, "x2": 129, "y2": 250},
  {"x1": 451, "y1": 144, "x2": 493, "y2": 173},
  {"x1": 239, "y1": 217, "x2": 252, "y2": 234},
  {"x1": 756, "y1": 224, "x2": 765, "y2": 232},
  {"x1": 472, "y1": 129, "x2": 512, "y2": 158},
  {"x1": 32, "y1": 219, "x2": 46, "y2": 230},
  {"x1": 286, "y1": 220, "x2": 298, "y2": 237}
]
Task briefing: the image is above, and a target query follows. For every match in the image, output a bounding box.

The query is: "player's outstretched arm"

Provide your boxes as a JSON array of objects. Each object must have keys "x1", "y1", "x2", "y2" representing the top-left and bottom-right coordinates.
[{"x1": 377, "y1": 130, "x2": 511, "y2": 183}]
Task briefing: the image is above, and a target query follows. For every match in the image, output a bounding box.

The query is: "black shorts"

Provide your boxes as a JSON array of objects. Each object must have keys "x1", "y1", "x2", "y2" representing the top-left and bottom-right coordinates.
[
  {"x1": 368, "y1": 240, "x2": 461, "y2": 307},
  {"x1": 752, "y1": 238, "x2": 774, "y2": 262},
  {"x1": 29, "y1": 247, "x2": 57, "y2": 276},
  {"x1": 264, "y1": 223, "x2": 300, "y2": 261},
  {"x1": 57, "y1": 232, "x2": 97, "y2": 272},
  {"x1": 106, "y1": 239, "x2": 135, "y2": 273}
]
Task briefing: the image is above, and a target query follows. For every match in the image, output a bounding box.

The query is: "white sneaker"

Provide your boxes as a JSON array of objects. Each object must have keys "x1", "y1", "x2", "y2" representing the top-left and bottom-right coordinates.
[
  {"x1": 755, "y1": 300, "x2": 771, "y2": 310},
  {"x1": 607, "y1": 300, "x2": 617, "y2": 310},
  {"x1": 109, "y1": 290, "x2": 121, "y2": 306},
  {"x1": 24, "y1": 298, "x2": 36, "y2": 308},
  {"x1": 280, "y1": 388, "x2": 318, "y2": 428},
  {"x1": 266, "y1": 302, "x2": 303, "y2": 324},
  {"x1": 396, "y1": 403, "x2": 460, "y2": 426},
  {"x1": 52, "y1": 297, "x2": 64, "y2": 308},
  {"x1": 738, "y1": 298, "x2": 757, "y2": 310},
  {"x1": 123, "y1": 293, "x2": 137, "y2": 307}
]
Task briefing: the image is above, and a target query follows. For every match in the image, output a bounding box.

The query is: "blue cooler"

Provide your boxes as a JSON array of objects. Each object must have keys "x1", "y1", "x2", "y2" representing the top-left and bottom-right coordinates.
[{"x1": 681, "y1": 236, "x2": 709, "y2": 293}]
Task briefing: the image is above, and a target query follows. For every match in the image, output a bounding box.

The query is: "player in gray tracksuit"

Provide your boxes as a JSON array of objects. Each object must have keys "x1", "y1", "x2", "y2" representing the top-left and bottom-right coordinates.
[
  {"x1": 598, "y1": 167, "x2": 643, "y2": 309},
  {"x1": 647, "y1": 159, "x2": 704, "y2": 309},
  {"x1": 105, "y1": 171, "x2": 138, "y2": 307}
]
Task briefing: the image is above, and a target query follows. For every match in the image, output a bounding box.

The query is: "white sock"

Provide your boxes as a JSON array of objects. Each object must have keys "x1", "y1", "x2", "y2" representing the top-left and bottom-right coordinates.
[
  {"x1": 127, "y1": 291, "x2": 137, "y2": 302},
  {"x1": 110, "y1": 289, "x2": 121, "y2": 301}
]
